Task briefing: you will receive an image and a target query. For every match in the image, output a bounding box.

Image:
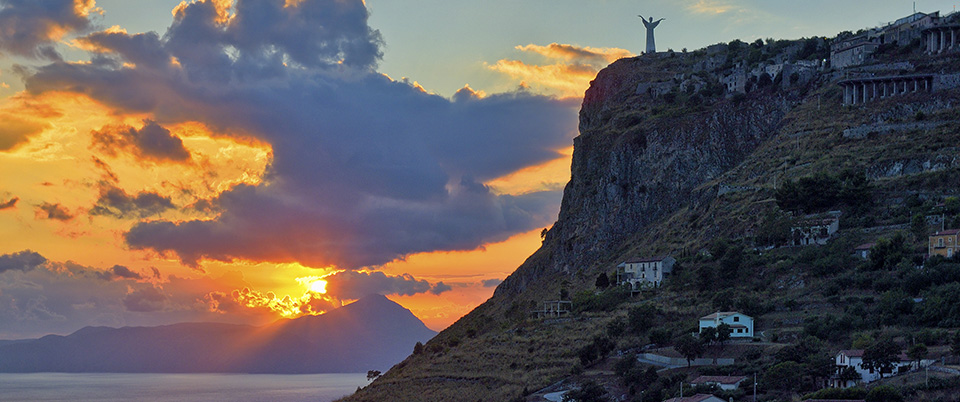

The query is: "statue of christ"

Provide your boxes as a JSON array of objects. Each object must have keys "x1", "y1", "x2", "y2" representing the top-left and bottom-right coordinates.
[{"x1": 638, "y1": 15, "x2": 665, "y2": 54}]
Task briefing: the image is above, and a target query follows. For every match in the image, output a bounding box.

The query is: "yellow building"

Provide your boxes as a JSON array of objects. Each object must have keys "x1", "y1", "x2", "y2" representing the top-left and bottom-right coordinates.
[{"x1": 929, "y1": 229, "x2": 960, "y2": 258}]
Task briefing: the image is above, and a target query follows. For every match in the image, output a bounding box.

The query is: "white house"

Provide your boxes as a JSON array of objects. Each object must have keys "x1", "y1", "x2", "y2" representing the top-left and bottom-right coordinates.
[
  {"x1": 690, "y1": 375, "x2": 748, "y2": 391},
  {"x1": 830, "y1": 349, "x2": 920, "y2": 388},
  {"x1": 853, "y1": 243, "x2": 875, "y2": 260},
  {"x1": 698, "y1": 312, "x2": 754, "y2": 338},
  {"x1": 616, "y1": 256, "x2": 675, "y2": 290},
  {"x1": 791, "y1": 212, "x2": 841, "y2": 246}
]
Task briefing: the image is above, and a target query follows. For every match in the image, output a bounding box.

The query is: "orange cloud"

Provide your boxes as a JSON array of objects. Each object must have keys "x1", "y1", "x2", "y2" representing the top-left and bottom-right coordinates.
[
  {"x1": 488, "y1": 43, "x2": 634, "y2": 97},
  {"x1": 686, "y1": 0, "x2": 738, "y2": 15},
  {"x1": 0, "y1": 114, "x2": 49, "y2": 151}
]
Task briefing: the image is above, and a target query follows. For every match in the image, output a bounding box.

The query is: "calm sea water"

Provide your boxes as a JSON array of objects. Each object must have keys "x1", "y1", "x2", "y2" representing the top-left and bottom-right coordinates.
[{"x1": 0, "y1": 373, "x2": 367, "y2": 402}]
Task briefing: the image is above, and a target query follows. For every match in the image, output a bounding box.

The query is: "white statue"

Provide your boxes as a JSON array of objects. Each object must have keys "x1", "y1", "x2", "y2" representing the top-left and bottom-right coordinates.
[{"x1": 638, "y1": 15, "x2": 665, "y2": 54}]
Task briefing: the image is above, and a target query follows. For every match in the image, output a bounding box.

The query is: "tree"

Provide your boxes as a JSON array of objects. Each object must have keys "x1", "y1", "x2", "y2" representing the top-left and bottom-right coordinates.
[
  {"x1": 595, "y1": 272, "x2": 610, "y2": 290},
  {"x1": 952, "y1": 331, "x2": 960, "y2": 356},
  {"x1": 700, "y1": 326, "x2": 717, "y2": 345},
  {"x1": 366, "y1": 370, "x2": 381, "y2": 381},
  {"x1": 413, "y1": 341, "x2": 424, "y2": 355},
  {"x1": 716, "y1": 323, "x2": 732, "y2": 348},
  {"x1": 763, "y1": 361, "x2": 803, "y2": 392},
  {"x1": 674, "y1": 334, "x2": 705, "y2": 367},
  {"x1": 907, "y1": 343, "x2": 928, "y2": 370},
  {"x1": 806, "y1": 353, "x2": 837, "y2": 390},
  {"x1": 837, "y1": 365, "x2": 861, "y2": 386},
  {"x1": 627, "y1": 304, "x2": 658, "y2": 333},
  {"x1": 540, "y1": 227, "x2": 548, "y2": 241},
  {"x1": 562, "y1": 380, "x2": 608, "y2": 402},
  {"x1": 862, "y1": 339, "x2": 900, "y2": 379}
]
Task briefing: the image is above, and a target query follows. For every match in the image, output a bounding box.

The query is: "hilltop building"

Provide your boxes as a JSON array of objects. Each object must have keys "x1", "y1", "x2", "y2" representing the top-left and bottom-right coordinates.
[
  {"x1": 791, "y1": 212, "x2": 840, "y2": 246},
  {"x1": 616, "y1": 256, "x2": 674, "y2": 290},
  {"x1": 830, "y1": 349, "x2": 920, "y2": 387},
  {"x1": 929, "y1": 229, "x2": 960, "y2": 258},
  {"x1": 698, "y1": 311, "x2": 754, "y2": 338},
  {"x1": 853, "y1": 243, "x2": 875, "y2": 260},
  {"x1": 690, "y1": 375, "x2": 748, "y2": 391},
  {"x1": 663, "y1": 394, "x2": 725, "y2": 402}
]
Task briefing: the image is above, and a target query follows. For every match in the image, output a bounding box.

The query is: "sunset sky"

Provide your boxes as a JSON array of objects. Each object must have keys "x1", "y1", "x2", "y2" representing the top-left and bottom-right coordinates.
[{"x1": 1, "y1": 0, "x2": 957, "y2": 339}]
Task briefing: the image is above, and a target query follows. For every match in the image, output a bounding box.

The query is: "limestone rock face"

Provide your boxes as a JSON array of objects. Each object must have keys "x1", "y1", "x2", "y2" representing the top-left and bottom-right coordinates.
[{"x1": 497, "y1": 57, "x2": 791, "y2": 296}]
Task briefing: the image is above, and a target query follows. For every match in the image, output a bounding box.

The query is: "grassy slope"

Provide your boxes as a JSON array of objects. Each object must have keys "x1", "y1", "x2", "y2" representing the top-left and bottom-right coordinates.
[{"x1": 342, "y1": 48, "x2": 960, "y2": 402}]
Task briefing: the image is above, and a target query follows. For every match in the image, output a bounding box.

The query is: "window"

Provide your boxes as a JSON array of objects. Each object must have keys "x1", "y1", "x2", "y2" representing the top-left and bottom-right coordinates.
[
  {"x1": 940, "y1": 238, "x2": 945, "y2": 247},
  {"x1": 733, "y1": 316, "x2": 740, "y2": 322}
]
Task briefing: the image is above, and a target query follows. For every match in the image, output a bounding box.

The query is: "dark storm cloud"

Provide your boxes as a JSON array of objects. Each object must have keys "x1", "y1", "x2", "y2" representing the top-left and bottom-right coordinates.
[
  {"x1": 91, "y1": 120, "x2": 191, "y2": 163},
  {"x1": 90, "y1": 183, "x2": 175, "y2": 219},
  {"x1": 0, "y1": 0, "x2": 95, "y2": 59},
  {"x1": 36, "y1": 202, "x2": 73, "y2": 221},
  {"x1": 23, "y1": 0, "x2": 577, "y2": 269},
  {"x1": 481, "y1": 278, "x2": 502, "y2": 288},
  {"x1": 122, "y1": 286, "x2": 167, "y2": 312},
  {"x1": 94, "y1": 265, "x2": 144, "y2": 281},
  {"x1": 0, "y1": 250, "x2": 47, "y2": 273},
  {"x1": 0, "y1": 196, "x2": 18, "y2": 210},
  {"x1": 323, "y1": 271, "x2": 451, "y2": 300}
]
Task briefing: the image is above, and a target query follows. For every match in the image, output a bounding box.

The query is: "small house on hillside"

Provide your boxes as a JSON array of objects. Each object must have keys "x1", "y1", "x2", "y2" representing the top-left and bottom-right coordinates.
[
  {"x1": 617, "y1": 256, "x2": 675, "y2": 290},
  {"x1": 663, "y1": 394, "x2": 725, "y2": 402},
  {"x1": 853, "y1": 243, "x2": 875, "y2": 260},
  {"x1": 830, "y1": 349, "x2": 918, "y2": 388},
  {"x1": 791, "y1": 212, "x2": 840, "y2": 246},
  {"x1": 690, "y1": 375, "x2": 747, "y2": 391},
  {"x1": 929, "y1": 229, "x2": 959, "y2": 258},
  {"x1": 698, "y1": 312, "x2": 754, "y2": 338}
]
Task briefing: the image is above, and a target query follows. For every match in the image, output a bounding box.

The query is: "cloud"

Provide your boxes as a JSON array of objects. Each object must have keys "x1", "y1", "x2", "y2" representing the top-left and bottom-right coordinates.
[
  {"x1": 430, "y1": 281, "x2": 452, "y2": 295},
  {"x1": 21, "y1": 0, "x2": 576, "y2": 270},
  {"x1": 0, "y1": 196, "x2": 18, "y2": 210},
  {"x1": 95, "y1": 264, "x2": 144, "y2": 281},
  {"x1": 89, "y1": 183, "x2": 175, "y2": 219},
  {"x1": 122, "y1": 286, "x2": 167, "y2": 312},
  {"x1": 686, "y1": 0, "x2": 739, "y2": 15},
  {"x1": 0, "y1": 250, "x2": 47, "y2": 273},
  {"x1": 323, "y1": 270, "x2": 451, "y2": 300},
  {"x1": 35, "y1": 202, "x2": 74, "y2": 221},
  {"x1": 488, "y1": 43, "x2": 634, "y2": 97},
  {"x1": 0, "y1": 0, "x2": 99, "y2": 59},
  {"x1": 481, "y1": 278, "x2": 502, "y2": 288},
  {"x1": 0, "y1": 114, "x2": 50, "y2": 151},
  {"x1": 91, "y1": 120, "x2": 191, "y2": 163}
]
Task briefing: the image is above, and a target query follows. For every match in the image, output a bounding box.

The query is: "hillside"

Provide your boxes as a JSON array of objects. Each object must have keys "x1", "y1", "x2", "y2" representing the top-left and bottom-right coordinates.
[
  {"x1": 0, "y1": 294, "x2": 435, "y2": 373},
  {"x1": 344, "y1": 28, "x2": 960, "y2": 402}
]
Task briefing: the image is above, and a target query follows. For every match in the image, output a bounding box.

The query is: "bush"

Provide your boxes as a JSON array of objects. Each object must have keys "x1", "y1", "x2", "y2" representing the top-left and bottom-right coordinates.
[{"x1": 865, "y1": 385, "x2": 903, "y2": 402}]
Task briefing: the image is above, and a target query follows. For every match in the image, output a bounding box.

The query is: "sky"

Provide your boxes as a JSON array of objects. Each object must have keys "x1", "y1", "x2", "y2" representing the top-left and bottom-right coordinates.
[{"x1": 0, "y1": 0, "x2": 958, "y2": 339}]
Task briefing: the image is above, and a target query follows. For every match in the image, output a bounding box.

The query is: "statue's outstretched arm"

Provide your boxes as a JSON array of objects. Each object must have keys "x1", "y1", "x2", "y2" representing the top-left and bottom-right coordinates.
[{"x1": 656, "y1": 18, "x2": 665, "y2": 23}]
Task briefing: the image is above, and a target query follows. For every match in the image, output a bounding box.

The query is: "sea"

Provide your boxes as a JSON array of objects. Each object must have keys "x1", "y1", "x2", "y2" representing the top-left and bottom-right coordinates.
[{"x1": 0, "y1": 373, "x2": 368, "y2": 402}]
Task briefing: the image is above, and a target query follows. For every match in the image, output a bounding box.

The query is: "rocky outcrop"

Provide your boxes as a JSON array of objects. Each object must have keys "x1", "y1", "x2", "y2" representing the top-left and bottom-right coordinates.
[{"x1": 496, "y1": 57, "x2": 792, "y2": 296}]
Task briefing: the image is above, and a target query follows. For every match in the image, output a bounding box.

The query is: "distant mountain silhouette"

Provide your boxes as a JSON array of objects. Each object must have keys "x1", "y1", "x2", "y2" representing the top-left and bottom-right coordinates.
[{"x1": 0, "y1": 294, "x2": 435, "y2": 373}]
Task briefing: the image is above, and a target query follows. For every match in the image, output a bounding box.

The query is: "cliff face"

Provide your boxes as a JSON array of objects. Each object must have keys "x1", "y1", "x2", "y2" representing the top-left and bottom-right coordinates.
[
  {"x1": 497, "y1": 57, "x2": 792, "y2": 296},
  {"x1": 347, "y1": 46, "x2": 960, "y2": 402}
]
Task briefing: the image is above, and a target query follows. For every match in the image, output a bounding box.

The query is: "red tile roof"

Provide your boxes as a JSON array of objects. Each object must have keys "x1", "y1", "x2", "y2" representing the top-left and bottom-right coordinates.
[
  {"x1": 933, "y1": 229, "x2": 960, "y2": 236},
  {"x1": 802, "y1": 400, "x2": 866, "y2": 402},
  {"x1": 691, "y1": 375, "x2": 747, "y2": 385},
  {"x1": 623, "y1": 256, "x2": 670, "y2": 263},
  {"x1": 839, "y1": 349, "x2": 864, "y2": 357},
  {"x1": 663, "y1": 394, "x2": 722, "y2": 402}
]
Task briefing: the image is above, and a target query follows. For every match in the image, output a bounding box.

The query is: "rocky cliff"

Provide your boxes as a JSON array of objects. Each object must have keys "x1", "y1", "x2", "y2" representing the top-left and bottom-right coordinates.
[
  {"x1": 498, "y1": 57, "x2": 792, "y2": 296},
  {"x1": 345, "y1": 42, "x2": 960, "y2": 402}
]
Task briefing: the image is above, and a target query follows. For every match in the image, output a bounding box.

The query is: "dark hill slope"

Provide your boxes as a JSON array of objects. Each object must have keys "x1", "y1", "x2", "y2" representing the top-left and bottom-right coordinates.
[
  {"x1": 0, "y1": 294, "x2": 435, "y2": 373},
  {"x1": 345, "y1": 45, "x2": 960, "y2": 401}
]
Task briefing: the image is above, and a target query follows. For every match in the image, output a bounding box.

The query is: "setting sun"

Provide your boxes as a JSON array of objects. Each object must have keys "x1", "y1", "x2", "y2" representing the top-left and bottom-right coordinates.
[{"x1": 308, "y1": 279, "x2": 328, "y2": 294}]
